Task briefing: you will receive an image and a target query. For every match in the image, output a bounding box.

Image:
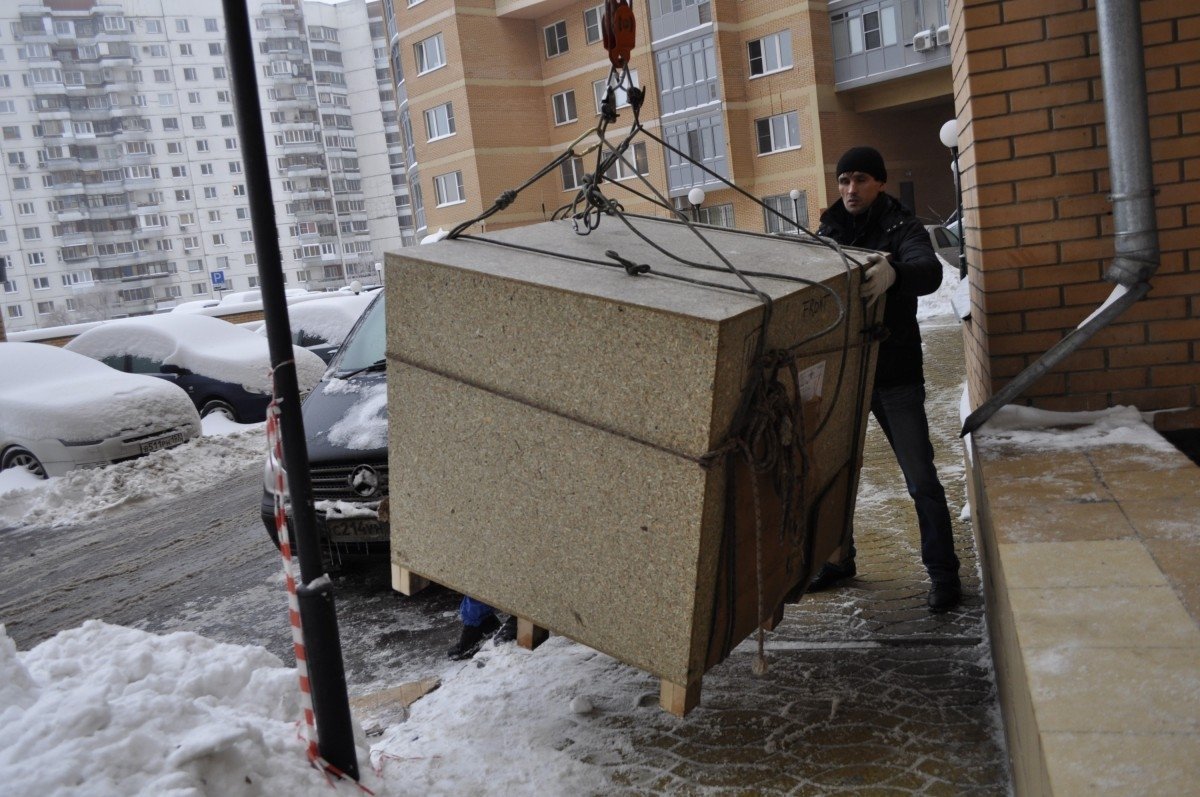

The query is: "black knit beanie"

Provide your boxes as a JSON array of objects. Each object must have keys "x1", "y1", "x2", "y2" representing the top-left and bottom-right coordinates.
[{"x1": 836, "y1": 147, "x2": 887, "y2": 183}]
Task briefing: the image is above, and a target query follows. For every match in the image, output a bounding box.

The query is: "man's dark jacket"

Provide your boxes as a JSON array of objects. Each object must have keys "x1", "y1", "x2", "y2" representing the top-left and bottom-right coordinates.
[{"x1": 817, "y1": 193, "x2": 942, "y2": 389}]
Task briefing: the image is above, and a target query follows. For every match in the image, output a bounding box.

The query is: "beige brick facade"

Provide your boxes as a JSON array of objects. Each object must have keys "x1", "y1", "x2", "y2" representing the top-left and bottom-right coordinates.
[{"x1": 950, "y1": 0, "x2": 1200, "y2": 429}]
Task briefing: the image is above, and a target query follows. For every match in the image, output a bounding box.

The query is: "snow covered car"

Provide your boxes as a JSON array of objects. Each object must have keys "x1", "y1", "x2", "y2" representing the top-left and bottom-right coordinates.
[
  {"x1": 260, "y1": 290, "x2": 376, "y2": 364},
  {"x1": 0, "y1": 342, "x2": 201, "y2": 478},
  {"x1": 66, "y1": 313, "x2": 326, "y2": 423},
  {"x1": 260, "y1": 291, "x2": 389, "y2": 569}
]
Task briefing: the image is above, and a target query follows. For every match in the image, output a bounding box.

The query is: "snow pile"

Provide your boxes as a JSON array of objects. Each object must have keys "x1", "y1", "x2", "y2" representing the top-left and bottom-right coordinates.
[
  {"x1": 326, "y1": 381, "x2": 388, "y2": 451},
  {"x1": 917, "y1": 256, "x2": 960, "y2": 321},
  {"x1": 65, "y1": 314, "x2": 326, "y2": 396},
  {"x1": 0, "y1": 621, "x2": 376, "y2": 797},
  {"x1": 1, "y1": 622, "x2": 646, "y2": 796},
  {"x1": 280, "y1": 293, "x2": 374, "y2": 347},
  {"x1": 976, "y1": 404, "x2": 1177, "y2": 452},
  {"x1": 0, "y1": 420, "x2": 266, "y2": 530}
]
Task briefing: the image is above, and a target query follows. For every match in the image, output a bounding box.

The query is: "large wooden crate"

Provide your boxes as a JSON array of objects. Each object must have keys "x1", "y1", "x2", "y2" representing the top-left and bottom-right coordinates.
[{"x1": 385, "y1": 217, "x2": 880, "y2": 715}]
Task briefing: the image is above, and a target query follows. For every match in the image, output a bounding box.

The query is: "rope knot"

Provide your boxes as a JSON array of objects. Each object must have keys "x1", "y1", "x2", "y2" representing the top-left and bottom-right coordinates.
[
  {"x1": 494, "y1": 189, "x2": 518, "y2": 210},
  {"x1": 606, "y1": 249, "x2": 650, "y2": 276}
]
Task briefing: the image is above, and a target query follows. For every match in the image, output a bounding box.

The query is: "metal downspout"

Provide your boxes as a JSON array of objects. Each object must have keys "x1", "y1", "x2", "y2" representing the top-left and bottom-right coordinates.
[{"x1": 960, "y1": 0, "x2": 1161, "y2": 436}]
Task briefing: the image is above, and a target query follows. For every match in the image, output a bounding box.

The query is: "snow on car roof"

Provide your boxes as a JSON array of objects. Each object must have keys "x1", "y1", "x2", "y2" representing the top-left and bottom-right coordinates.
[
  {"x1": 274, "y1": 292, "x2": 374, "y2": 346},
  {"x1": 0, "y1": 342, "x2": 199, "y2": 443},
  {"x1": 64, "y1": 313, "x2": 326, "y2": 395}
]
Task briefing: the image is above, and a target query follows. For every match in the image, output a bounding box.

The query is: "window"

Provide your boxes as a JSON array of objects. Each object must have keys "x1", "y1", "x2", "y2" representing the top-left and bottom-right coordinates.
[
  {"x1": 36, "y1": 301, "x2": 55, "y2": 315},
  {"x1": 240, "y1": 230, "x2": 253, "y2": 243},
  {"x1": 32, "y1": 277, "x2": 50, "y2": 290},
  {"x1": 755, "y1": 111, "x2": 800, "y2": 154},
  {"x1": 154, "y1": 69, "x2": 170, "y2": 83},
  {"x1": 217, "y1": 90, "x2": 231, "y2": 103},
  {"x1": 163, "y1": 118, "x2": 180, "y2": 131},
  {"x1": 7, "y1": 305, "x2": 24, "y2": 319},
  {"x1": 236, "y1": 207, "x2": 249, "y2": 220},
  {"x1": 414, "y1": 34, "x2": 445, "y2": 74},
  {"x1": 205, "y1": 18, "x2": 219, "y2": 32},
  {"x1": 213, "y1": 67, "x2": 227, "y2": 80},
  {"x1": 561, "y1": 157, "x2": 586, "y2": 190},
  {"x1": 2, "y1": 126, "x2": 19, "y2": 140},
  {"x1": 544, "y1": 21, "x2": 568, "y2": 57},
  {"x1": 192, "y1": 282, "x2": 208, "y2": 295},
  {"x1": 179, "y1": 44, "x2": 193, "y2": 56},
  {"x1": 23, "y1": 227, "x2": 42, "y2": 241},
  {"x1": 232, "y1": 184, "x2": 246, "y2": 196},
  {"x1": 208, "y1": 210, "x2": 221, "y2": 222},
  {"x1": 175, "y1": 189, "x2": 192, "y2": 201},
  {"x1": 225, "y1": 137, "x2": 239, "y2": 150},
  {"x1": 433, "y1": 171, "x2": 465, "y2": 206},
  {"x1": 0, "y1": 101, "x2": 14, "y2": 114},
  {"x1": 423, "y1": 102, "x2": 455, "y2": 141},
  {"x1": 593, "y1": 70, "x2": 640, "y2": 114},
  {"x1": 229, "y1": 161, "x2": 243, "y2": 174},
  {"x1": 212, "y1": 233, "x2": 226, "y2": 246},
  {"x1": 204, "y1": 187, "x2": 218, "y2": 199},
  {"x1": 183, "y1": 236, "x2": 199, "y2": 250},
  {"x1": 831, "y1": 6, "x2": 898, "y2": 58},
  {"x1": 176, "y1": 19, "x2": 189, "y2": 33},
  {"x1": 17, "y1": 202, "x2": 34, "y2": 216},
  {"x1": 552, "y1": 90, "x2": 577, "y2": 125},
  {"x1": 200, "y1": 163, "x2": 213, "y2": 175},
  {"x1": 2, "y1": 280, "x2": 16, "y2": 293},
  {"x1": 148, "y1": 44, "x2": 168, "y2": 58},
  {"x1": 748, "y1": 31, "x2": 793, "y2": 77},
  {"x1": 183, "y1": 68, "x2": 198, "y2": 82},
  {"x1": 146, "y1": 19, "x2": 163, "y2": 33},
  {"x1": 762, "y1": 192, "x2": 806, "y2": 234},
  {"x1": 584, "y1": 5, "x2": 604, "y2": 44},
  {"x1": 187, "y1": 91, "x2": 201, "y2": 104},
  {"x1": 13, "y1": 177, "x2": 29, "y2": 191},
  {"x1": 7, "y1": 151, "x2": 24, "y2": 166},
  {"x1": 158, "y1": 93, "x2": 175, "y2": 107},
  {"x1": 27, "y1": 253, "x2": 46, "y2": 266},
  {"x1": 605, "y1": 142, "x2": 649, "y2": 181},
  {"x1": 220, "y1": 114, "x2": 235, "y2": 128},
  {"x1": 191, "y1": 116, "x2": 205, "y2": 130},
  {"x1": 171, "y1": 165, "x2": 188, "y2": 178}
]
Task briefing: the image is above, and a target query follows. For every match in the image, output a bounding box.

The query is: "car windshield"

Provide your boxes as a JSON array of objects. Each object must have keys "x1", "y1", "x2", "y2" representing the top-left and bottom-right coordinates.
[{"x1": 334, "y1": 293, "x2": 385, "y2": 375}]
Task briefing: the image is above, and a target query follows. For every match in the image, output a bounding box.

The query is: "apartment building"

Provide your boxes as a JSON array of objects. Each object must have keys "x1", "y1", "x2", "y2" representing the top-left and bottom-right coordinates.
[
  {"x1": 0, "y1": 0, "x2": 411, "y2": 334},
  {"x1": 385, "y1": 0, "x2": 959, "y2": 241}
]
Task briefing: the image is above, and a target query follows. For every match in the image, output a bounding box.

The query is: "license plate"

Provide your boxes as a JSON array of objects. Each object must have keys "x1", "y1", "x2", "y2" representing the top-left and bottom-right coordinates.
[
  {"x1": 140, "y1": 433, "x2": 186, "y2": 454},
  {"x1": 324, "y1": 518, "x2": 388, "y2": 543}
]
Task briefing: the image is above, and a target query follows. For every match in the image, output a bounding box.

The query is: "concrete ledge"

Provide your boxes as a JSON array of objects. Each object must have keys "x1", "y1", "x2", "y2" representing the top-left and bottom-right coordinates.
[{"x1": 967, "y1": 431, "x2": 1200, "y2": 795}]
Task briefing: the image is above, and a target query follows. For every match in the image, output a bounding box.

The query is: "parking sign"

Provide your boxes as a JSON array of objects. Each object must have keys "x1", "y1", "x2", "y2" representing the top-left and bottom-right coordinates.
[{"x1": 210, "y1": 270, "x2": 225, "y2": 287}]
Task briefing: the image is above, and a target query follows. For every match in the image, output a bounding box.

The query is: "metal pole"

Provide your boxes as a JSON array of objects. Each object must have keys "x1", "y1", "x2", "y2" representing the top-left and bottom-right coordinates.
[
  {"x1": 951, "y1": 147, "x2": 966, "y2": 279},
  {"x1": 221, "y1": 0, "x2": 358, "y2": 779}
]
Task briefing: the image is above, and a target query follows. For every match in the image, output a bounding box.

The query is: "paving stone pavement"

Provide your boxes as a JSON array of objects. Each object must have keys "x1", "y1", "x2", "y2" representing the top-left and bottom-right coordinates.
[{"x1": 568, "y1": 320, "x2": 1012, "y2": 795}]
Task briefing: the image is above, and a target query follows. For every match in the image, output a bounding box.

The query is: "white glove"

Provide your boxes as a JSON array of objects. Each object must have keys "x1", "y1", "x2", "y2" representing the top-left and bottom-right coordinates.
[{"x1": 861, "y1": 253, "x2": 896, "y2": 307}]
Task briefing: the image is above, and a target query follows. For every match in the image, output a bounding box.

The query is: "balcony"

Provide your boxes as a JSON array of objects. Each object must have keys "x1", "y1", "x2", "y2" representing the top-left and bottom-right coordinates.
[
  {"x1": 829, "y1": 0, "x2": 952, "y2": 93},
  {"x1": 494, "y1": 0, "x2": 578, "y2": 20}
]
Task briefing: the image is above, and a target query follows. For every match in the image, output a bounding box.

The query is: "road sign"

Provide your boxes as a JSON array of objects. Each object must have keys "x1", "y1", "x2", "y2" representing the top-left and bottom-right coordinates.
[{"x1": 210, "y1": 270, "x2": 225, "y2": 287}]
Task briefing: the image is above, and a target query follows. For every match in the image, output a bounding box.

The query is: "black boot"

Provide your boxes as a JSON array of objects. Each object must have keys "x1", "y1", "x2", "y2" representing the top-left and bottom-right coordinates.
[
  {"x1": 493, "y1": 615, "x2": 518, "y2": 644},
  {"x1": 447, "y1": 614, "x2": 500, "y2": 660},
  {"x1": 807, "y1": 559, "x2": 857, "y2": 592},
  {"x1": 928, "y1": 580, "x2": 962, "y2": 613}
]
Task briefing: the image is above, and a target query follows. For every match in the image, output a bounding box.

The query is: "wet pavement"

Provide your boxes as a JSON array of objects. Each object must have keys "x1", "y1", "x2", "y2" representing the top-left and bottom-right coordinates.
[{"x1": 570, "y1": 319, "x2": 1012, "y2": 794}]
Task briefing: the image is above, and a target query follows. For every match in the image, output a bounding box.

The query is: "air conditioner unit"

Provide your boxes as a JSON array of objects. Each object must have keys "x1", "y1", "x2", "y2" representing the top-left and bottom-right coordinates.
[
  {"x1": 936, "y1": 25, "x2": 951, "y2": 46},
  {"x1": 913, "y1": 30, "x2": 934, "y2": 52}
]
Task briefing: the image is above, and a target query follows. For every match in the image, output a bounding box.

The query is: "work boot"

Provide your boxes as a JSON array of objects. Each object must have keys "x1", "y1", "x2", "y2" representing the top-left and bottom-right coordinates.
[
  {"x1": 447, "y1": 614, "x2": 500, "y2": 660},
  {"x1": 807, "y1": 559, "x2": 857, "y2": 592},
  {"x1": 928, "y1": 580, "x2": 962, "y2": 613},
  {"x1": 493, "y1": 615, "x2": 518, "y2": 645}
]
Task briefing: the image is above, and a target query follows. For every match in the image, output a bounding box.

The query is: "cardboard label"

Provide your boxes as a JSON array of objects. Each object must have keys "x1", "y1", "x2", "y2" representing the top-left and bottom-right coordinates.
[{"x1": 796, "y1": 361, "x2": 825, "y2": 403}]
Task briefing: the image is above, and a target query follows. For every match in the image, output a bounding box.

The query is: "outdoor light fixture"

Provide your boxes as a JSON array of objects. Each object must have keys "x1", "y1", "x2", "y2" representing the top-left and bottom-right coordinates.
[
  {"x1": 939, "y1": 118, "x2": 967, "y2": 280},
  {"x1": 789, "y1": 188, "x2": 804, "y2": 234},
  {"x1": 687, "y1": 187, "x2": 705, "y2": 223}
]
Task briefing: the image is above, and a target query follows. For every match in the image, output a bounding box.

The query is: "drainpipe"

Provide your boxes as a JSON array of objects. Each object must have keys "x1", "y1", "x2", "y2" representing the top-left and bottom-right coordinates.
[{"x1": 961, "y1": 0, "x2": 1160, "y2": 436}]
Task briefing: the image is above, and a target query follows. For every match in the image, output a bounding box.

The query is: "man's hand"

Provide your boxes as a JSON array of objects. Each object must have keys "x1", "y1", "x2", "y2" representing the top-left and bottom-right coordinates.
[{"x1": 861, "y1": 253, "x2": 896, "y2": 306}]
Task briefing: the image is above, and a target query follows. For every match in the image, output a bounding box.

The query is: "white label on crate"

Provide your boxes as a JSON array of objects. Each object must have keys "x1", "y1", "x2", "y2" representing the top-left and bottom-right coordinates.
[{"x1": 796, "y1": 361, "x2": 826, "y2": 403}]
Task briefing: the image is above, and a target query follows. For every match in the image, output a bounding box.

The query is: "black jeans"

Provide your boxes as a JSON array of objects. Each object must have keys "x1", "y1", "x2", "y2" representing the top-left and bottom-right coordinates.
[{"x1": 869, "y1": 382, "x2": 960, "y2": 585}]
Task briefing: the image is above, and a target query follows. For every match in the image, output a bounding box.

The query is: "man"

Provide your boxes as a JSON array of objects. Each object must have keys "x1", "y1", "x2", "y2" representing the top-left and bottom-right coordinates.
[
  {"x1": 812, "y1": 146, "x2": 961, "y2": 612},
  {"x1": 447, "y1": 596, "x2": 518, "y2": 660}
]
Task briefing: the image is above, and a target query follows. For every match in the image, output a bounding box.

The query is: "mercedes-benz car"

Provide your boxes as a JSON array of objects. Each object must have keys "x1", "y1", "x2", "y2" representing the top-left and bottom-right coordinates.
[{"x1": 260, "y1": 291, "x2": 389, "y2": 570}]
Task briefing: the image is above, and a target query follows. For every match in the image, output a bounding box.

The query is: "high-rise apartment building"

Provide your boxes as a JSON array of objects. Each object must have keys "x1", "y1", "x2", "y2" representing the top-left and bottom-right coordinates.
[
  {"x1": 383, "y1": 0, "x2": 958, "y2": 241},
  {"x1": 0, "y1": 0, "x2": 411, "y2": 333}
]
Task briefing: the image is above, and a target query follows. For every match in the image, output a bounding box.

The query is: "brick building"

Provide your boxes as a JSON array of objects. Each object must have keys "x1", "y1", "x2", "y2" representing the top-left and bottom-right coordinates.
[{"x1": 949, "y1": 0, "x2": 1200, "y2": 429}]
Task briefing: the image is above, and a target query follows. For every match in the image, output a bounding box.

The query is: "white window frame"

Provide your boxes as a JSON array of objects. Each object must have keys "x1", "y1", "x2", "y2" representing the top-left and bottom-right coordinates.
[
  {"x1": 755, "y1": 111, "x2": 800, "y2": 155},
  {"x1": 423, "y1": 102, "x2": 455, "y2": 141},
  {"x1": 605, "y1": 142, "x2": 649, "y2": 181},
  {"x1": 544, "y1": 20, "x2": 568, "y2": 58},
  {"x1": 584, "y1": 5, "x2": 604, "y2": 45},
  {"x1": 414, "y1": 33, "x2": 446, "y2": 75},
  {"x1": 748, "y1": 31, "x2": 793, "y2": 78},
  {"x1": 552, "y1": 90, "x2": 577, "y2": 125},
  {"x1": 433, "y1": 171, "x2": 465, "y2": 206},
  {"x1": 561, "y1": 157, "x2": 586, "y2": 191}
]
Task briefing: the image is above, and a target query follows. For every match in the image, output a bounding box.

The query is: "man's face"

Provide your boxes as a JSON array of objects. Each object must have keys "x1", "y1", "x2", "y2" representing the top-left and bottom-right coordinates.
[{"x1": 838, "y1": 172, "x2": 884, "y2": 215}]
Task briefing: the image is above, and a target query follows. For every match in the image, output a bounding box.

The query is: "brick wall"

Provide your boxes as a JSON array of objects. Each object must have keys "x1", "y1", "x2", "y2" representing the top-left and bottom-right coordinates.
[{"x1": 950, "y1": 0, "x2": 1200, "y2": 429}]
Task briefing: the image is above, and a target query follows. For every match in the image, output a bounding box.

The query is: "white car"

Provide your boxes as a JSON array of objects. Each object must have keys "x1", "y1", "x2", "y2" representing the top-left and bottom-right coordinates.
[
  {"x1": 0, "y1": 342, "x2": 202, "y2": 479},
  {"x1": 260, "y1": 291, "x2": 376, "y2": 363},
  {"x1": 66, "y1": 313, "x2": 327, "y2": 423}
]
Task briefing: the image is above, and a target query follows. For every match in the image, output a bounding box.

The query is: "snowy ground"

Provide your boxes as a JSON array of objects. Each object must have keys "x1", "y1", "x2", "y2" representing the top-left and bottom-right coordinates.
[{"x1": 0, "y1": 262, "x2": 1033, "y2": 796}]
